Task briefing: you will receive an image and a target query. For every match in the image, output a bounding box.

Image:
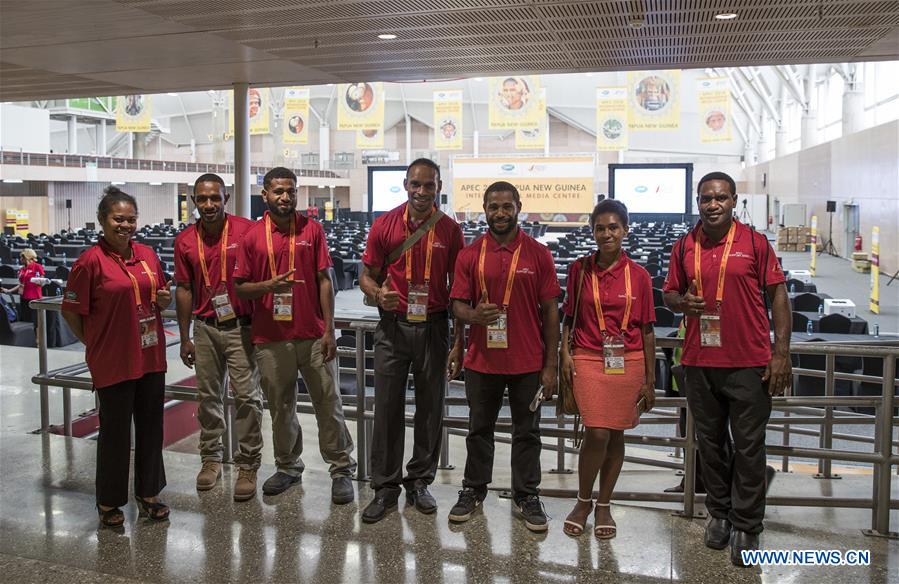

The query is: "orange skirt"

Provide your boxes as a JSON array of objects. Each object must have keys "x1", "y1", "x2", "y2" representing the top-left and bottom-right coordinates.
[{"x1": 572, "y1": 348, "x2": 645, "y2": 430}]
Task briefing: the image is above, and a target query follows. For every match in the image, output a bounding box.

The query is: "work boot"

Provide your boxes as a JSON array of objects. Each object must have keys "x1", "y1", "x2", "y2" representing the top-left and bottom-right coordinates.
[
  {"x1": 196, "y1": 460, "x2": 222, "y2": 491},
  {"x1": 233, "y1": 468, "x2": 257, "y2": 502}
]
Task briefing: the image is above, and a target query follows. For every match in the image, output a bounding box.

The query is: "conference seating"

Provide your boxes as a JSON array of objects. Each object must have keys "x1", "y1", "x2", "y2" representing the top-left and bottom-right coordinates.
[{"x1": 792, "y1": 292, "x2": 824, "y2": 312}]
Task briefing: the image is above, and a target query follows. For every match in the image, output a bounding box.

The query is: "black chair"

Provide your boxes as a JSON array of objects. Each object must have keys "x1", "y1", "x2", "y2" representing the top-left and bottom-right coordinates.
[
  {"x1": 855, "y1": 357, "x2": 898, "y2": 416},
  {"x1": 329, "y1": 255, "x2": 353, "y2": 291},
  {"x1": 651, "y1": 275, "x2": 666, "y2": 289},
  {"x1": 786, "y1": 278, "x2": 806, "y2": 293},
  {"x1": 0, "y1": 297, "x2": 35, "y2": 347},
  {"x1": 0, "y1": 264, "x2": 17, "y2": 278},
  {"x1": 792, "y1": 292, "x2": 823, "y2": 312},
  {"x1": 644, "y1": 263, "x2": 662, "y2": 277},
  {"x1": 819, "y1": 313, "x2": 851, "y2": 334},
  {"x1": 652, "y1": 287, "x2": 665, "y2": 308},
  {"x1": 654, "y1": 306, "x2": 675, "y2": 327},
  {"x1": 792, "y1": 311, "x2": 811, "y2": 333}
]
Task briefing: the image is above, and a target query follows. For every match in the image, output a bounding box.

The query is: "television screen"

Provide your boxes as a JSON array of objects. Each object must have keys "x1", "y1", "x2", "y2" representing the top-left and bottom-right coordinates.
[
  {"x1": 368, "y1": 166, "x2": 408, "y2": 213},
  {"x1": 609, "y1": 164, "x2": 692, "y2": 215}
]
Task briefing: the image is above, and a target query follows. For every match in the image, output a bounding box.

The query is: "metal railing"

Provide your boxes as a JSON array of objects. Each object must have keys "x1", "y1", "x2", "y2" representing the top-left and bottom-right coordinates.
[{"x1": 27, "y1": 297, "x2": 899, "y2": 538}]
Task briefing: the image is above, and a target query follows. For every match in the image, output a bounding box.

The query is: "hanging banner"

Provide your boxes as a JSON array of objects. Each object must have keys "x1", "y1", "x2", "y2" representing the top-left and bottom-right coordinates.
[
  {"x1": 4, "y1": 209, "x2": 30, "y2": 236},
  {"x1": 434, "y1": 89, "x2": 463, "y2": 151},
  {"x1": 356, "y1": 127, "x2": 384, "y2": 149},
  {"x1": 515, "y1": 89, "x2": 546, "y2": 150},
  {"x1": 596, "y1": 87, "x2": 628, "y2": 151},
  {"x1": 488, "y1": 75, "x2": 542, "y2": 130},
  {"x1": 870, "y1": 226, "x2": 880, "y2": 314},
  {"x1": 627, "y1": 70, "x2": 680, "y2": 131},
  {"x1": 116, "y1": 95, "x2": 151, "y2": 132},
  {"x1": 337, "y1": 82, "x2": 385, "y2": 131},
  {"x1": 698, "y1": 77, "x2": 732, "y2": 143},
  {"x1": 283, "y1": 87, "x2": 310, "y2": 145},
  {"x1": 809, "y1": 215, "x2": 818, "y2": 276},
  {"x1": 228, "y1": 88, "x2": 271, "y2": 137}
]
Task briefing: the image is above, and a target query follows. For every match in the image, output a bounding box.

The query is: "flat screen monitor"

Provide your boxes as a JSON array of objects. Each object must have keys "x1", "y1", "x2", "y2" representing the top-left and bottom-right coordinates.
[
  {"x1": 608, "y1": 163, "x2": 692, "y2": 216},
  {"x1": 368, "y1": 166, "x2": 408, "y2": 213}
]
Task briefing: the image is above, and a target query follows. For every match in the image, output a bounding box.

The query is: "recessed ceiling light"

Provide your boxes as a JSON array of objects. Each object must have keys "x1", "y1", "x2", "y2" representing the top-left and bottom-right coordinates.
[
  {"x1": 378, "y1": 34, "x2": 397, "y2": 40},
  {"x1": 715, "y1": 12, "x2": 737, "y2": 20},
  {"x1": 167, "y1": 92, "x2": 178, "y2": 96},
  {"x1": 473, "y1": 77, "x2": 483, "y2": 82}
]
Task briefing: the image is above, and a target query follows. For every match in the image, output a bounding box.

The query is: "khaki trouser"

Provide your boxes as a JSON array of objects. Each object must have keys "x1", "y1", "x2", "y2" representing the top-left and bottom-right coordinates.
[
  {"x1": 194, "y1": 320, "x2": 263, "y2": 470},
  {"x1": 255, "y1": 338, "x2": 356, "y2": 478}
]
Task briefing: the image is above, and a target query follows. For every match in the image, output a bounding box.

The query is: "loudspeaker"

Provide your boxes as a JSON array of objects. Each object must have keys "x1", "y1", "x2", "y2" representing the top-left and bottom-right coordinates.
[
  {"x1": 65, "y1": 199, "x2": 72, "y2": 209},
  {"x1": 826, "y1": 200, "x2": 836, "y2": 212}
]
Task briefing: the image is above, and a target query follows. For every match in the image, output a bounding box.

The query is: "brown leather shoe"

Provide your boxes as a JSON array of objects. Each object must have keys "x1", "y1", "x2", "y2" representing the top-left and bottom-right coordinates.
[
  {"x1": 233, "y1": 468, "x2": 257, "y2": 502},
  {"x1": 196, "y1": 460, "x2": 222, "y2": 491}
]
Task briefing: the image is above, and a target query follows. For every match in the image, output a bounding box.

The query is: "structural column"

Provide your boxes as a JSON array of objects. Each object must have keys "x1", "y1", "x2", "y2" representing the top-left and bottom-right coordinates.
[
  {"x1": 98, "y1": 119, "x2": 107, "y2": 156},
  {"x1": 842, "y1": 82, "x2": 865, "y2": 136},
  {"x1": 801, "y1": 65, "x2": 819, "y2": 149},
  {"x1": 67, "y1": 115, "x2": 77, "y2": 154},
  {"x1": 233, "y1": 82, "x2": 251, "y2": 219}
]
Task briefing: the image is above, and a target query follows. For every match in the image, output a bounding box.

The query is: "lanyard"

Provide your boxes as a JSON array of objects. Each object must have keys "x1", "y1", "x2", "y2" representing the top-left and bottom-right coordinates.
[
  {"x1": 196, "y1": 218, "x2": 229, "y2": 288},
  {"x1": 478, "y1": 237, "x2": 522, "y2": 309},
  {"x1": 694, "y1": 221, "x2": 737, "y2": 306},
  {"x1": 112, "y1": 254, "x2": 156, "y2": 307},
  {"x1": 265, "y1": 213, "x2": 296, "y2": 281},
  {"x1": 404, "y1": 206, "x2": 435, "y2": 284},
  {"x1": 590, "y1": 258, "x2": 631, "y2": 335}
]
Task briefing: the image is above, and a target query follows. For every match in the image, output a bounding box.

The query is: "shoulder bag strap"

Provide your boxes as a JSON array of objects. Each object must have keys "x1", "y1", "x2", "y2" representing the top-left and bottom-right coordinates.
[
  {"x1": 567, "y1": 256, "x2": 589, "y2": 352},
  {"x1": 384, "y1": 209, "x2": 445, "y2": 267}
]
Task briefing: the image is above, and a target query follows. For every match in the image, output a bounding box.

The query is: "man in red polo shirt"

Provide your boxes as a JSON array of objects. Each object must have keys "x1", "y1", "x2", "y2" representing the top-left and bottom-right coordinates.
[
  {"x1": 448, "y1": 181, "x2": 560, "y2": 532},
  {"x1": 663, "y1": 171, "x2": 791, "y2": 567},
  {"x1": 234, "y1": 167, "x2": 356, "y2": 504},
  {"x1": 174, "y1": 173, "x2": 262, "y2": 501},
  {"x1": 358, "y1": 158, "x2": 465, "y2": 523}
]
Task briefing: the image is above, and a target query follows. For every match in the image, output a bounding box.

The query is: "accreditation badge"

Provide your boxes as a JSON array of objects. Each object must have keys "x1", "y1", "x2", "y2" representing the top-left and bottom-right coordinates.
[
  {"x1": 486, "y1": 310, "x2": 509, "y2": 349},
  {"x1": 211, "y1": 283, "x2": 236, "y2": 323},
  {"x1": 406, "y1": 283, "x2": 429, "y2": 322},
  {"x1": 700, "y1": 309, "x2": 722, "y2": 347},
  {"x1": 137, "y1": 304, "x2": 158, "y2": 349},
  {"x1": 273, "y1": 291, "x2": 293, "y2": 321},
  {"x1": 603, "y1": 333, "x2": 625, "y2": 374}
]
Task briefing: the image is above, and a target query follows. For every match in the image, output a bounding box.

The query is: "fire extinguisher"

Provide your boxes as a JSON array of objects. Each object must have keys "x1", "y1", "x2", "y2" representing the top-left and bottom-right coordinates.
[{"x1": 854, "y1": 234, "x2": 863, "y2": 252}]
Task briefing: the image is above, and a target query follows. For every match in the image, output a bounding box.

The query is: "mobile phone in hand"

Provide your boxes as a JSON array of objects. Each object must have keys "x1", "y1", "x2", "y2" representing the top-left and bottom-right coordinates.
[{"x1": 636, "y1": 395, "x2": 649, "y2": 415}]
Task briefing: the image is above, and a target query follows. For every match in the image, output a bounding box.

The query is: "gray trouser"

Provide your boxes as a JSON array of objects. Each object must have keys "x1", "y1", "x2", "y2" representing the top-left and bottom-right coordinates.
[
  {"x1": 194, "y1": 320, "x2": 263, "y2": 470},
  {"x1": 255, "y1": 338, "x2": 356, "y2": 478}
]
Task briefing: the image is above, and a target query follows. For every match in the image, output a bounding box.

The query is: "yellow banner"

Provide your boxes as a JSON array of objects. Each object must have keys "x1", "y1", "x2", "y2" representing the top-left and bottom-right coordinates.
[
  {"x1": 488, "y1": 75, "x2": 542, "y2": 130},
  {"x1": 810, "y1": 215, "x2": 818, "y2": 276},
  {"x1": 434, "y1": 89, "x2": 463, "y2": 150},
  {"x1": 870, "y1": 226, "x2": 880, "y2": 313},
  {"x1": 627, "y1": 70, "x2": 680, "y2": 131},
  {"x1": 596, "y1": 87, "x2": 628, "y2": 151},
  {"x1": 283, "y1": 87, "x2": 310, "y2": 145},
  {"x1": 337, "y1": 82, "x2": 385, "y2": 131},
  {"x1": 228, "y1": 88, "x2": 270, "y2": 136},
  {"x1": 515, "y1": 89, "x2": 546, "y2": 150},
  {"x1": 116, "y1": 95, "x2": 151, "y2": 132},
  {"x1": 698, "y1": 77, "x2": 732, "y2": 143},
  {"x1": 356, "y1": 127, "x2": 384, "y2": 149}
]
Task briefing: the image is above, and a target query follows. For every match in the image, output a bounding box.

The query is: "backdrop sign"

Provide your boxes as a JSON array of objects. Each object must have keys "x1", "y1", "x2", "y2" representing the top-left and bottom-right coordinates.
[
  {"x1": 283, "y1": 87, "x2": 310, "y2": 145},
  {"x1": 698, "y1": 77, "x2": 732, "y2": 143},
  {"x1": 434, "y1": 90, "x2": 463, "y2": 150},
  {"x1": 337, "y1": 82, "x2": 385, "y2": 131},
  {"x1": 356, "y1": 127, "x2": 384, "y2": 149},
  {"x1": 488, "y1": 75, "x2": 542, "y2": 130},
  {"x1": 596, "y1": 87, "x2": 628, "y2": 151},
  {"x1": 870, "y1": 226, "x2": 880, "y2": 314},
  {"x1": 627, "y1": 70, "x2": 680, "y2": 131},
  {"x1": 515, "y1": 89, "x2": 547, "y2": 150},
  {"x1": 116, "y1": 95, "x2": 151, "y2": 132}
]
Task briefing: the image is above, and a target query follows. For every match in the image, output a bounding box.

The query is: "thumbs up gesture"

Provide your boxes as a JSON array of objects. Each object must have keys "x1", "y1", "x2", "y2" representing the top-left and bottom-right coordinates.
[
  {"x1": 156, "y1": 280, "x2": 174, "y2": 309},
  {"x1": 472, "y1": 290, "x2": 500, "y2": 326},
  {"x1": 268, "y1": 269, "x2": 301, "y2": 294},
  {"x1": 684, "y1": 278, "x2": 705, "y2": 316},
  {"x1": 378, "y1": 272, "x2": 400, "y2": 311}
]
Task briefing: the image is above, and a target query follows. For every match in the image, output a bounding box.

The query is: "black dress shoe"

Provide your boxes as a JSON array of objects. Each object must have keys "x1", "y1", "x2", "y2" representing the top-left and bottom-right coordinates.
[
  {"x1": 331, "y1": 476, "x2": 354, "y2": 505},
  {"x1": 362, "y1": 494, "x2": 398, "y2": 524},
  {"x1": 663, "y1": 480, "x2": 706, "y2": 494},
  {"x1": 704, "y1": 517, "x2": 732, "y2": 550},
  {"x1": 406, "y1": 487, "x2": 437, "y2": 514},
  {"x1": 262, "y1": 471, "x2": 301, "y2": 496},
  {"x1": 730, "y1": 529, "x2": 759, "y2": 567}
]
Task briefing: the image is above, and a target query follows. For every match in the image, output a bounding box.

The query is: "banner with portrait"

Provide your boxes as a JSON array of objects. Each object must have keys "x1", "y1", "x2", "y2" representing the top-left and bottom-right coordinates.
[
  {"x1": 433, "y1": 90, "x2": 463, "y2": 150},
  {"x1": 356, "y1": 127, "x2": 384, "y2": 149},
  {"x1": 596, "y1": 87, "x2": 628, "y2": 151},
  {"x1": 698, "y1": 77, "x2": 732, "y2": 143},
  {"x1": 870, "y1": 226, "x2": 880, "y2": 314},
  {"x1": 627, "y1": 70, "x2": 680, "y2": 131},
  {"x1": 228, "y1": 88, "x2": 271, "y2": 136},
  {"x1": 488, "y1": 75, "x2": 542, "y2": 130},
  {"x1": 337, "y1": 82, "x2": 385, "y2": 131},
  {"x1": 283, "y1": 87, "x2": 310, "y2": 145},
  {"x1": 116, "y1": 95, "x2": 151, "y2": 132},
  {"x1": 515, "y1": 89, "x2": 546, "y2": 150}
]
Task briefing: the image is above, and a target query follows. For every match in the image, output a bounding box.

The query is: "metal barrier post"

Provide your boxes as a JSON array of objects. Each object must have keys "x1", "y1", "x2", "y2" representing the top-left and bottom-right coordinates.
[
  {"x1": 680, "y1": 407, "x2": 699, "y2": 518},
  {"x1": 62, "y1": 387, "x2": 72, "y2": 436},
  {"x1": 355, "y1": 327, "x2": 369, "y2": 480},
  {"x1": 438, "y1": 380, "x2": 454, "y2": 469},
  {"x1": 550, "y1": 412, "x2": 572, "y2": 474},
  {"x1": 221, "y1": 372, "x2": 233, "y2": 464},
  {"x1": 815, "y1": 353, "x2": 839, "y2": 479},
  {"x1": 867, "y1": 355, "x2": 897, "y2": 538},
  {"x1": 36, "y1": 306, "x2": 50, "y2": 432}
]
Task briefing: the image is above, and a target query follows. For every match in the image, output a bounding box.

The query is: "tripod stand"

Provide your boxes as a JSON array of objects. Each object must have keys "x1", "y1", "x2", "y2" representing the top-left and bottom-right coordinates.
[
  {"x1": 819, "y1": 210, "x2": 838, "y2": 256},
  {"x1": 738, "y1": 199, "x2": 753, "y2": 228}
]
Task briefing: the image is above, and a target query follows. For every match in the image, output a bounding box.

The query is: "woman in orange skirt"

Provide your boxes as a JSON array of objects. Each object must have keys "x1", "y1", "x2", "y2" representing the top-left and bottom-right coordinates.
[{"x1": 560, "y1": 200, "x2": 656, "y2": 538}]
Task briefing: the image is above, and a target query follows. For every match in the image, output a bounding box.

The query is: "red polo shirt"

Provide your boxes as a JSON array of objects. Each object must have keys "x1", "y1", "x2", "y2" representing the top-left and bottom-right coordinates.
[
  {"x1": 19, "y1": 262, "x2": 45, "y2": 300},
  {"x1": 663, "y1": 219, "x2": 785, "y2": 368},
  {"x1": 62, "y1": 240, "x2": 167, "y2": 389},
  {"x1": 562, "y1": 253, "x2": 654, "y2": 352},
  {"x1": 174, "y1": 214, "x2": 254, "y2": 319},
  {"x1": 234, "y1": 211, "x2": 331, "y2": 344},
  {"x1": 362, "y1": 203, "x2": 464, "y2": 315},
  {"x1": 451, "y1": 229, "x2": 561, "y2": 375}
]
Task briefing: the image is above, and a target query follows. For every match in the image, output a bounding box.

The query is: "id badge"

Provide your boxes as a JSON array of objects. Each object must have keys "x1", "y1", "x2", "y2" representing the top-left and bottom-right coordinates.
[
  {"x1": 137, "y1": 304, "x2": 158, "y2": 349},
  {"x1": 211, "y1": 283, "x2": 235, "y2": 323},
  {"x1": 273, "y1": 291, "x2": 293, "y2": 321},
  {"x1": 487, "y1": 310, "x2": 509, "y2": 349},
  {"x1": 407, "y1": 283, "x2": 429, "y2": 322},
  {"x1": 700, "y1": 311, "x2": 722, "y2": 347},
  {"x1": 603, "y1": 334, "x2": 625, "y2": 374}
]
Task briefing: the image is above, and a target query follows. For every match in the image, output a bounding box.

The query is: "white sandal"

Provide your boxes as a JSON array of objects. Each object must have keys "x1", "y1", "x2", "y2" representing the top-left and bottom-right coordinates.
[
  {"x1": 593, "y1": 502, "x2": 617, "y2": 539},
  {"x1": 563, "y1": 495, "x2": 593, "y2": 537}
]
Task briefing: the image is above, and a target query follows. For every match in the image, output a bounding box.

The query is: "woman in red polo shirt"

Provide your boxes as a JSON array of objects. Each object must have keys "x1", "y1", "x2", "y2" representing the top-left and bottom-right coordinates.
[
  {"x1": 560, "y1": 199, "x2": 656, "y2": 539},
  {"x1": 62, "y1": 186, "x2": 172, "y2": 528},
  {"x1": 2, "y1": 248, "x2": 45, "y2": 323}
]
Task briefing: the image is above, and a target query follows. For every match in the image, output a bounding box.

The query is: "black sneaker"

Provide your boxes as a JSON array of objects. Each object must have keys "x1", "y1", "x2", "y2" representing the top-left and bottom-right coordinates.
[
  {"x1": 448, "y1": 488, "x2": 483, "y2": 523},
  {"x1": 262, "y1": 471, "x2": 301, "y2": 496},
  {"x1": 516, "y1": 495, "x2": 548, "y2": 532}
]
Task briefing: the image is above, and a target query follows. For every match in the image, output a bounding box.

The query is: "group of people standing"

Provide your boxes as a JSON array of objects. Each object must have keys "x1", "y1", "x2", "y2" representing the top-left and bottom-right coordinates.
[{"x1": 60, "y1": 158, "x2": 791, "y2": 568}]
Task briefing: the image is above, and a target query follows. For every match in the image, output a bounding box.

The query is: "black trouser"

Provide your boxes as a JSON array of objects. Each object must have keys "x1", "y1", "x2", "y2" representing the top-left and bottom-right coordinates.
[
  {"x1": 18, "y1": 297, "x2": 34, "y2": 323},
  {"x1": 462, "y1": 369, "x2": 542, "y2": 502},
  {"x1": 685, "y1": 366, "x2": 771, "y2": 534},
  {"x1": 370, "y1": 313, "x2": 448, "y2": 498},
  {"x1": 95, "y1": 371, "x2": 167, "y2": 508}
]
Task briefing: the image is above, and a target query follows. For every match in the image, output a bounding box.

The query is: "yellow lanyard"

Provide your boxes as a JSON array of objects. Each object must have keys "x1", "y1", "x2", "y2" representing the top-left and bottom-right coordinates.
[
  {"x1": 590, "y1": 258, "x2": 631, "y2": 335},
  {"x1": 265, "y1": 213, "x2": 296, "y2": 281},
  {"x1": 478, "y1": 237, "x2": 522, "y2": 309},
  {"x1": 404, "y1": 206, "x2": 435, "y2": 284},
  {"x1": 196, "y1": 218, "x2": 229, "y2": 288},
  {"x1": 112, "y1": 254, "x2": 156, "y2": 307},
  {"x1": 694, "y1": 221, "x2": 736, "y2": 306}
]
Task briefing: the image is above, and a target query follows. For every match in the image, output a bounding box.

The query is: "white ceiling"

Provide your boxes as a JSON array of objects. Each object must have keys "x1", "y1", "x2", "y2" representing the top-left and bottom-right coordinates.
[{"x1": 2, "y1": 0, "x2": 898, "y2": 102}]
